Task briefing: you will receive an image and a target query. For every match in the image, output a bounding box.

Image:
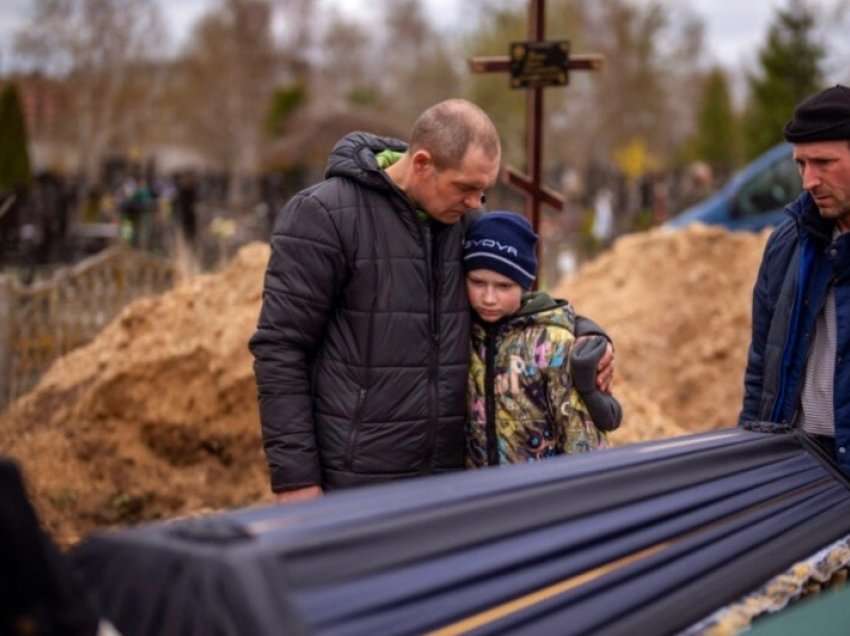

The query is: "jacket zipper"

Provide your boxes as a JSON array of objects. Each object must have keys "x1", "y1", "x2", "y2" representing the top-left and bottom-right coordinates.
[
  {"x1": 422, "y1": 221, "x2": 441, "y2": 472},
  {"x1": 344, "y1": 387, "x2": 368, "y2": 470},
  {"x1": 485, "y1": 328, "x2": 499, "y2": 466},
  {"x1": 789, "y1": 276, "x2": 834, "y2": 425},
  {"x1": 431, "y1": 227, "x2": 442, "y2": 341}
]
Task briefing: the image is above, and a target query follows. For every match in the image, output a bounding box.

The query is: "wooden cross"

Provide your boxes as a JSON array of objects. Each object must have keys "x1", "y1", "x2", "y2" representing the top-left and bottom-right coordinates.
[{"x1": 468, "y1": 0, "x2": 604, "y2": 286}]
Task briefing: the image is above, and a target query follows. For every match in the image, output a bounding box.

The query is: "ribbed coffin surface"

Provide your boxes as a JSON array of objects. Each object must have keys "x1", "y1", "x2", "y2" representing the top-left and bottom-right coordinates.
[{"x1": 72, "y1": 429, "x2": 850, "y2": 636}]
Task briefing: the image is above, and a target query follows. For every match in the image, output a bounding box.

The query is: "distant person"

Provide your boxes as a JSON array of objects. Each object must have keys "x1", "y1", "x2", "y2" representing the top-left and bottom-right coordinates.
[
  {"x1": 676, "y1": 161, "x2": 714, "y2": 212},
  {"x1": 739, "y1": 85, "x2": 850, "y2": 472},
  {"x1": 0, "y1": 189, "x2": 22, "y2": 266},
  {"x1": 591, "y1": 187, "x2": 615, "y2": 243},
  {"x1": 29, "y1": 172, "x2": 70, "y2": 264},
  {"x1": 463, "y1": 212, "x2": 621, "y2": 467},
  {"x1": 174, "y1": 172, "x2": 198, "y2": 248}
]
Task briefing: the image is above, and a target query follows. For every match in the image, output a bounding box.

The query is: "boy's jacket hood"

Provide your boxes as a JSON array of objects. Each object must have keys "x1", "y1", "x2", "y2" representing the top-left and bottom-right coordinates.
[{"x1": 512, "y1": 290, "x2": 573, "y2": 329}]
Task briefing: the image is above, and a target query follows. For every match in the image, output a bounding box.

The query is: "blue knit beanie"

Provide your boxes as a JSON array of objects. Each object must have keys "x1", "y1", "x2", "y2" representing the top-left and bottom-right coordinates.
[{"x1": 463, "y1": 211, "x2": 538, "y2": 289}]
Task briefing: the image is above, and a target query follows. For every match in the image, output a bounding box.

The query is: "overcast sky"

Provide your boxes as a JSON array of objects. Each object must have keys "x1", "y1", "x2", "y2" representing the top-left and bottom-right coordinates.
[{"x1": 1, "y1": 0, "x2": 847, "y2": 77}]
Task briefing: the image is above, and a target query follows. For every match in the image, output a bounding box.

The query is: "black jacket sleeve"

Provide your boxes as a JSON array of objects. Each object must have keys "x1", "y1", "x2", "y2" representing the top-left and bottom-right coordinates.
[
  {"x1": 574, "y1": 315, "x2": 611, "y2": 342},
  {"x1": 249, "y1": 192, "x2": 348, "y2": 492},
  {"x1": 569, "y1": 335, "x2": 623, "y2": 432}
]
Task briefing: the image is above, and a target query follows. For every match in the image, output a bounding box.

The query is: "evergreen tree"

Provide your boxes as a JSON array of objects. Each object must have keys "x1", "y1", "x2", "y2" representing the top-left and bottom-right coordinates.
[
  {"x1": 266, "y1": 83, "x2": 307, "y2": 136},
  {"x1": 0, "y1": 83, "x2": 32, "y2": 194},
  {"x1": 694, "y1": 67, "x2": 739, "y2": 178},
  {"x1": 743, "y1": 0, "x2": 825, "y2": 159}
]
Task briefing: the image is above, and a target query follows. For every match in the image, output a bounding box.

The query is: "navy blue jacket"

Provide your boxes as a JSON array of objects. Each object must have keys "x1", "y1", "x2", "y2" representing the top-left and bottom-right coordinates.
[{"x1": 739, "y1": 192, "x2": 850, "y2": 471}]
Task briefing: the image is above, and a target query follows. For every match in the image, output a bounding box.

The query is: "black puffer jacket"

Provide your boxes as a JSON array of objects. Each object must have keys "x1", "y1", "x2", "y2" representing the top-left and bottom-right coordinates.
[{"x1": 249, "y1": 132, "x2": 471, "y2": 492}]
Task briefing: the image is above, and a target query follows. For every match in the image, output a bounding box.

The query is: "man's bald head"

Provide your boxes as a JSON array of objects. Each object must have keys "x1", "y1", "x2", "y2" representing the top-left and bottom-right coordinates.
[{"x1": 409, "y1": 99, "x2": 501, "y2": 169}]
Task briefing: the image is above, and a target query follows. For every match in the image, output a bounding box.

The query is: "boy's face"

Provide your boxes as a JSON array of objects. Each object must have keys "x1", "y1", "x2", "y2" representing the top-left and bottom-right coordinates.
[{"x1": 466, "y1": 269, "x2": 523, "y2": 322}]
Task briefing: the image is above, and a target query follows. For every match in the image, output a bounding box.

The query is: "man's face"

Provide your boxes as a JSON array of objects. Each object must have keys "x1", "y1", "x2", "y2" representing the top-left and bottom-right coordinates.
[
  {"x1": 409, "y1": 145, "x2": 501, "y2": 224},
  {"x1": 793, "y1": 140, "x2": 850, "y2": 231},
  {"x1": 466, "y1": 269, "x2": 523, "y2": 322}
]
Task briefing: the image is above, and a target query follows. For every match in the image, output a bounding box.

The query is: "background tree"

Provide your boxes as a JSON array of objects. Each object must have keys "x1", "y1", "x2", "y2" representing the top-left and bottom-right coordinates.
[
  {"x1": 266, "y1": 84, "x2": 308, "y2": 137},
  {"x1": 743, "y1": 0, "x2": 825, "y2": 160},
  {"x1": 464, "y1": 0, "x2": 704, "y2": 175},
  {"x1": 380, "y1": 0, "x2": 462, "y2": 126},
  {"x1": 176, "y1": 0, "x2": 291, "y2": 207},
  {"x1": 14, "y1": 0, "x2": 167, "y2": 185},
  {"x1": 0, "y1": 83, "x2": 32, "y2": 195},
  {"x1": 317, "y1": 11, "x2": 379, "y2": 109},
  {"x1": 691, "y1": 67, "x2": 739, "y2": 179},
  {"x1": 576, "y1": 1, "x2": 704, "y2": 169}
]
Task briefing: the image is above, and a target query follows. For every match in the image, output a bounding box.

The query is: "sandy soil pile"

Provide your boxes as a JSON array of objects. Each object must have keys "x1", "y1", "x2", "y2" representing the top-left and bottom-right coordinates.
[
  {"x1": 555, "y1": 224, "x2": 771, "y2": 444},
  {"x1": 0, "y1": 244, "x2": 274, "y2": 543},
  {"x1": 0, "y1": 224, "x2": 771, "y2": 541}
]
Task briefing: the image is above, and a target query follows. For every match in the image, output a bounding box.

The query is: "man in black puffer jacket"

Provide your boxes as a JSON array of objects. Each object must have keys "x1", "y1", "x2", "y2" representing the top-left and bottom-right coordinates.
[{"x1": 249, "y1": 99, "x2": 502, "y2": 501}]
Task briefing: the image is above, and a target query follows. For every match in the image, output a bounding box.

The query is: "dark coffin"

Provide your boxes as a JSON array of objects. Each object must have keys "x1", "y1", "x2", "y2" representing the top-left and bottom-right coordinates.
[{"x1": 72, "y1": 429, "x2": 850, "y2": 635}]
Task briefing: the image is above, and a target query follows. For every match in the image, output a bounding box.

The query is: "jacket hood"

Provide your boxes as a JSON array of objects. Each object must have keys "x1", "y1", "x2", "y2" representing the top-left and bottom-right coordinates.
[
  {"x1": 517, "y1": 290, "x2": 565, "y2": 315},
  {"x1": 511, "y1": 291, "x2": 573, "y2": 330},
  {"x1": 786, "y1": 191, "x2": 835, "y2": 243},
  {"x1": 325, "y1": 131, "x2": 408, "y2": 191}
]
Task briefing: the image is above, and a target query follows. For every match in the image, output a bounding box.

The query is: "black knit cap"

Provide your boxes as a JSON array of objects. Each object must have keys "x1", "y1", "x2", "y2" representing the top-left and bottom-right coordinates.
[{"x1": 784, "y1": 85, "x2": 850, "y2": 143}]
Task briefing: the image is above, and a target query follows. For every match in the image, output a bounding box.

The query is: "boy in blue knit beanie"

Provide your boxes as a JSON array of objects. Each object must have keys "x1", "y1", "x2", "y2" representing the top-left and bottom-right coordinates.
[{"x1": 463, "y1": 211, "x2": 622, "y2": 467}]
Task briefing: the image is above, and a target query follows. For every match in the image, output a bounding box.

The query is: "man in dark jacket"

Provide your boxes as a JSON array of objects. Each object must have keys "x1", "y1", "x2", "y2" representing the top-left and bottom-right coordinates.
[
  {"x1": 739, "y1": 85, "x2": 850, "y2": 473},
  {"x1": 249, "y1": 99, "x2": 503, "y2": 501},
  {"x1": 1, "y1": 458, "x2": 100, "y2": 635}
]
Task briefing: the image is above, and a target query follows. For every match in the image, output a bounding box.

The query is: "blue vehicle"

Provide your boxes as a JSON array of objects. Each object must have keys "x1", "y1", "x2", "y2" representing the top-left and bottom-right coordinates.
[{"x1": 666, "y1": 143, "x2": 802, "y2": 231}]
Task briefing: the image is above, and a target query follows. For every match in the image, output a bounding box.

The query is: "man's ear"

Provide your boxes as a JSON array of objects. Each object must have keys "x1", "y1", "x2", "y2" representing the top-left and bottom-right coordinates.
[{"x1": 411, "y1": 149, "x2": 435, "y2": 175}]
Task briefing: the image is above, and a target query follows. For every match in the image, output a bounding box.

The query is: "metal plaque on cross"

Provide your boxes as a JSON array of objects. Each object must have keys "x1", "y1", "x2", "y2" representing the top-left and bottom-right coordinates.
[{"x1": 509, "y1": 40, "x2": 570, "y2": 89}]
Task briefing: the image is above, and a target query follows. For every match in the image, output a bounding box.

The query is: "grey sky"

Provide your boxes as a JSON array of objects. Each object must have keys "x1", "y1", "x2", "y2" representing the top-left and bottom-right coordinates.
[{"x1": 1, "y1": 0, "x2": 846, "y2": 76}]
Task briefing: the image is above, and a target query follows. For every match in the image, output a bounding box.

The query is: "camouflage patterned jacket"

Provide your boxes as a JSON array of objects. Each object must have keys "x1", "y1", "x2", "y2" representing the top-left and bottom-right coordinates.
[{"x1": 467, "y1": 292, "x2": 608, "y2": 468}]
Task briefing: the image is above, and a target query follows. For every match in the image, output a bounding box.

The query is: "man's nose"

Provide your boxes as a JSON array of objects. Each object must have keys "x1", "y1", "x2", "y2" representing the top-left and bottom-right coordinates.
[
  {"x1": 465, "y1": 192, "x2": 484, "y2": 209},
  {"x1": 483, "y1": 286, "x2": 496, "y2": 303},
  {"x1": 801, "y1": 166, "x2": 821, "y2": 191}
]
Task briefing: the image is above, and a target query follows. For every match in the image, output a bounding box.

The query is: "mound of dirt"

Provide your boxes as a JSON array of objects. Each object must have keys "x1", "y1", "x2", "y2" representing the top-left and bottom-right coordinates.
[
  {"x1": 0, "y1": 223, "x2": 771, "y2": 542},
  {"x1": 0, "y1": 244, "x2": 274, "y2": 543},
  {"x1": 555, "y1": 223, "x2": 771, "y2": 442}
]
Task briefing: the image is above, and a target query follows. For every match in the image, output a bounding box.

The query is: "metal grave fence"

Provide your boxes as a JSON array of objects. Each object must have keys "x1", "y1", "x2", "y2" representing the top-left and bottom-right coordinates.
[{"x1": 0, "y1": 247, "x2": 175, "y2": 411}]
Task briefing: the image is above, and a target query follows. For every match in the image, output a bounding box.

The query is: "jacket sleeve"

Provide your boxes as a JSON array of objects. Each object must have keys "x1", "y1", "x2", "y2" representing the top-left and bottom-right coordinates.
[
  {"x1": 249, "y1": 192, "x2": 348, "y2": 492},
  {"x1": 739, "y1": 232, "x2": 778, "y2": 426},
  {"x1": 573, "y1": 315, "x2": 611, "y2": 342},
  {"x1": 569, "y1": 335, "x2": 623, "y2": 432}
]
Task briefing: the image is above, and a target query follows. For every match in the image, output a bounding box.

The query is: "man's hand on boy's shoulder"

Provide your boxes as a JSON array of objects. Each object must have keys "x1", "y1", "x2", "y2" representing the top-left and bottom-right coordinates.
[{"x1": 596, "y1": 342, "x2": 615, "y2": 392}]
